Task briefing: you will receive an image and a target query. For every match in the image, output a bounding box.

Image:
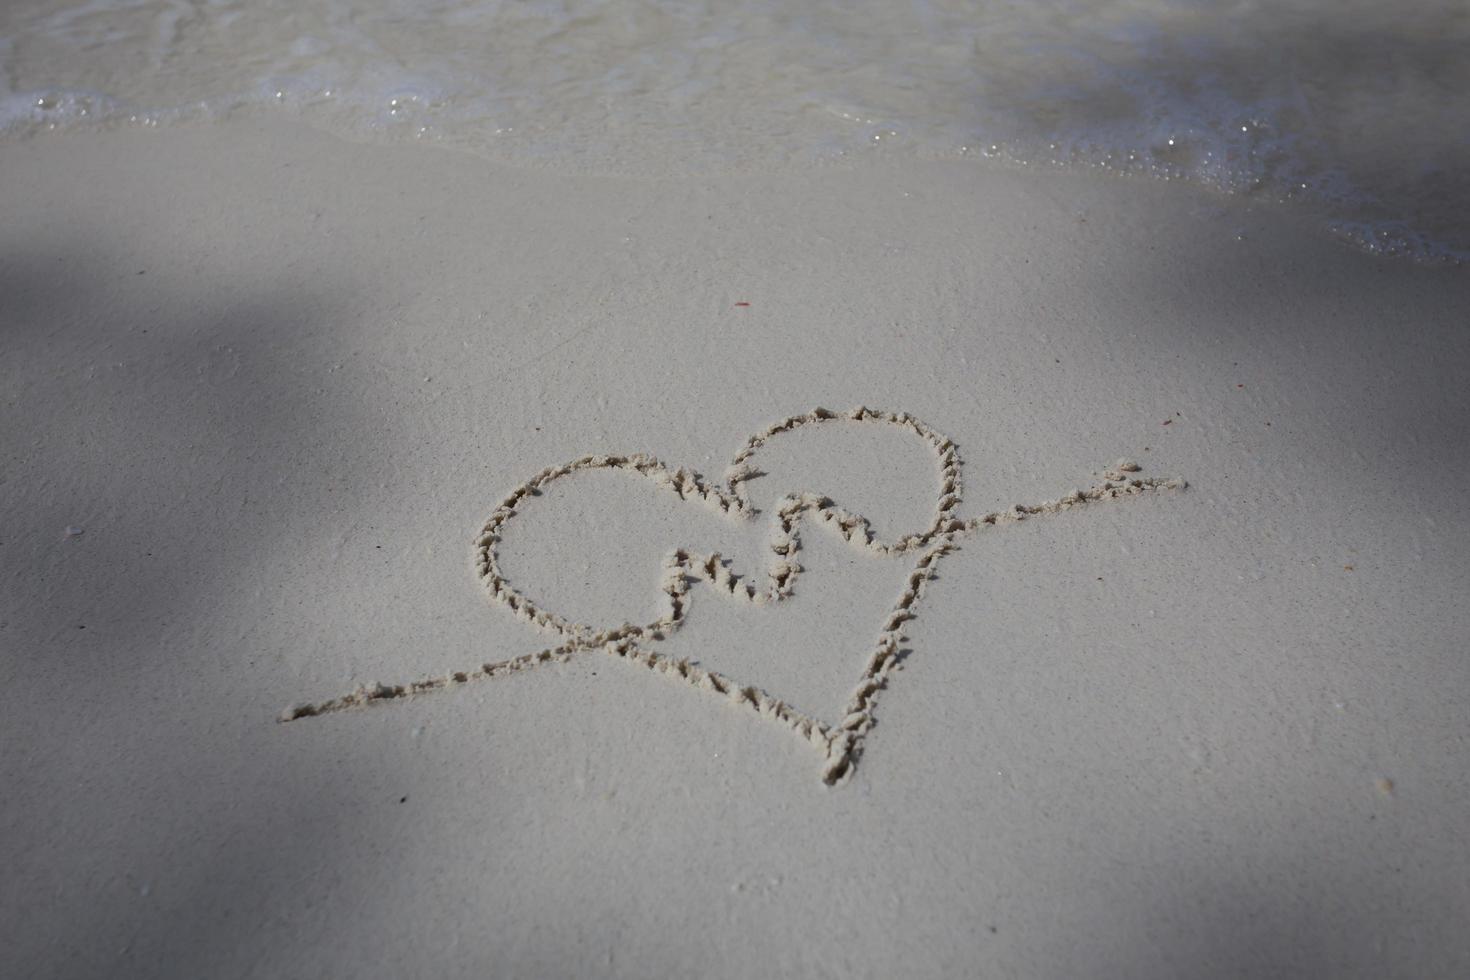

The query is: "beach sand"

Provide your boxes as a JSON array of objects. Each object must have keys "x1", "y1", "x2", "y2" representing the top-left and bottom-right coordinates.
[{"x1": 3, "y1": 118, "x2": 1468, "y2": 977}]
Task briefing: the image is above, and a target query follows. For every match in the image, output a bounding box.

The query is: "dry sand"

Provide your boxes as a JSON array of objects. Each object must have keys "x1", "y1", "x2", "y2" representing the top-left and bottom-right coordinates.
[{"x1": 3, "y1": 119, "x2": 1468, "y2": 977}]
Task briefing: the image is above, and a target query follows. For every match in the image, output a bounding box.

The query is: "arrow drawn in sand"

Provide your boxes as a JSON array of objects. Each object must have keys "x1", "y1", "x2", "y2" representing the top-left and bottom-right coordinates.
[{"x1": 281, "y1": 407, "x2": 1185, "y2": 784}]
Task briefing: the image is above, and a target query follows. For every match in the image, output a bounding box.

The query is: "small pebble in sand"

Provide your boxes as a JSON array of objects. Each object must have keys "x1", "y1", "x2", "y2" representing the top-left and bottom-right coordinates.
[{"x1": 1376, "y1": 777, "x2": 1395, "y2": 798}]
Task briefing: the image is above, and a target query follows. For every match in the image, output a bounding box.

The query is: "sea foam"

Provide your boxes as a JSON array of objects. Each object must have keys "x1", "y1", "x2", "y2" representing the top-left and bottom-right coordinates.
[{"x1": 2, "y1": 0, "x2": 1465, "y2": 261}]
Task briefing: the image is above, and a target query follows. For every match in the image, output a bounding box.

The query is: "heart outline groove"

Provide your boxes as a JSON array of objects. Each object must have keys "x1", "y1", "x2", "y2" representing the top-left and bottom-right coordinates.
[{"x1": 282, "y1": 407, "x2": 1185, "y2": 785}]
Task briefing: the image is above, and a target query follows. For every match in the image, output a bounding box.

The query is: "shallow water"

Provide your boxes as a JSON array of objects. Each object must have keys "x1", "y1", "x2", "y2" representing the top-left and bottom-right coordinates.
[{"x1": 2, "y1": 0, "x2": 1466, "y2": 260}]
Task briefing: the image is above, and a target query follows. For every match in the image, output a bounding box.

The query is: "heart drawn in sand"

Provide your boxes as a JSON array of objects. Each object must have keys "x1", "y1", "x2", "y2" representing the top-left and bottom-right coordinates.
[{"x1": 282, "y1": 407, "x2": 1184, "y2": 784}]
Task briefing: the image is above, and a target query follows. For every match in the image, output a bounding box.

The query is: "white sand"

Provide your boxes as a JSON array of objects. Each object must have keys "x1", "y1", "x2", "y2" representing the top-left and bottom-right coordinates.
[{"x1": 3, "y1": 119, "x2": 1468, "y2": 977}]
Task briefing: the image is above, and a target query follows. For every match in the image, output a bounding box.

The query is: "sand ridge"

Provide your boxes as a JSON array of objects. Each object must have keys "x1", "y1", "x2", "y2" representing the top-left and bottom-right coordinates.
[{"x1": 282, "y1": 407, "x2": 1184, "y2": 783}]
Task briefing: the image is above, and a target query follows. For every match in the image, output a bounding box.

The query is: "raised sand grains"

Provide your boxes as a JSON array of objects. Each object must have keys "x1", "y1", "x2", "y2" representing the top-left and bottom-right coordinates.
[{"x1": 282, "y1": 408, "x2": 1184, "y2": 784}]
